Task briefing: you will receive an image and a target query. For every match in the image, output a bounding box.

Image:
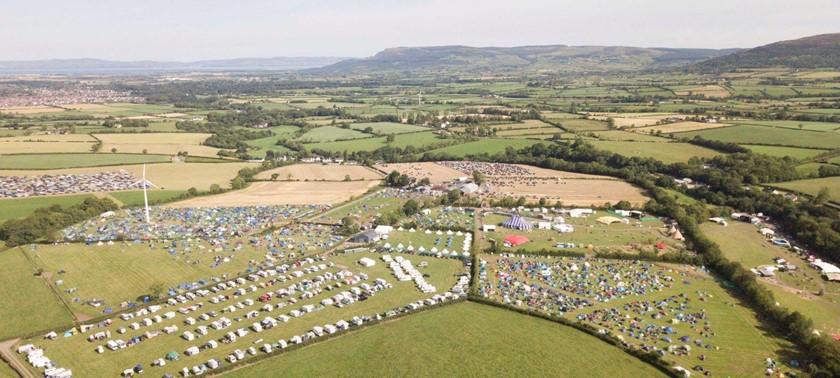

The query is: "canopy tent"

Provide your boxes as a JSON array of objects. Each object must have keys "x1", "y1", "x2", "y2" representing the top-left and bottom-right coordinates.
[
  {"x1": 597, "y1": 216, "x2": 622, "y2": 225},
  {"x1": 504, "y1": 235, "x2": 530, "y2": 247},
  {"x1": 500, "y1": 216, "x2": 532, "y2": 230}
]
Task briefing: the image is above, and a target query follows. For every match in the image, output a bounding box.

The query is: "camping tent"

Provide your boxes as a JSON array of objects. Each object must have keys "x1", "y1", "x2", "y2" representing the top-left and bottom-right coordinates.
[
  {"x1": 166, "y1": 351, "x2": 179, "y2": 361},
  {"x1": 504, "y1": 235, "x2": 530, "y2": 247},
  {"x1": 500, "y1": 216, "x2": 532, "y2": 230}
]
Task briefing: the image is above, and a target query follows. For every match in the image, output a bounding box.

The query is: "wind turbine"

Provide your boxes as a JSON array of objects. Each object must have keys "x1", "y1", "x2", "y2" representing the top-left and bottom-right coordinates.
[{"x1": 132, "y1": 164, "x2": 158, "y2": 224}]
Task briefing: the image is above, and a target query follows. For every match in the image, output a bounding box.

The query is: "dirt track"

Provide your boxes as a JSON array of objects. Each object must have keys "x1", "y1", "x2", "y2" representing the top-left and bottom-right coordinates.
[{"x1": 0, "y1": 339, "x2": 35, "y2": 378}]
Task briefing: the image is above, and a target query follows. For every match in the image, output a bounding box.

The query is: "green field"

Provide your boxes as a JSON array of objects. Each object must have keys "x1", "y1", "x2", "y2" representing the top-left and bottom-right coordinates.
[
  {"x1": 423, "y1": 139, "x2": 540, "y2": 158},
  {"x1": 296, "y1": 126, "x2": 371, "y2": 143},
  {"x1": 307, "y1": 131, "x2": 448, "y2": 153},
  {"x1": 588, "y1": 141, "x2": 720, "y2": 163},
  {"x1": 106, "y1": 190, "x2": 188, "y2": 207},
  {"x1": 231, "y1": 302, "x2": 667, "y2": 378},
  {"x1": 0, "y1": 248, "x2": 74, "y2": 340},
  {"x1": 732, "y1": 120, "x2": 840, "y2": 132},
  {"x1": 701, "y1": 222, "x2": 840, "y2": 332},
  {"x1": 24, "y1": 243, "x2": 258, "y2": 317},
  {"x1": 744, "y1": 145, "x2": 828, "y2": 160},
  {"x1": 0, "y1": 153, "x2": 172, "y2": 169},
  {"x1": 772, "y1": 176, "x2": 840, "y2": 202},
  {"x1": 555, "y1": 118, "x2": 609, "y2": 132},
  {"x1": 480, "y1": 255, "x2": 802, "y2": 377},
  {"x1": 678, "y1": 125, "x2": 840, "y2": 149},
  {"x1": 0, "y1": 194, "x2": 96, "y2": 223},
  {"x1": 349, "y1": 122, "x2": 428, "y2": 134}
]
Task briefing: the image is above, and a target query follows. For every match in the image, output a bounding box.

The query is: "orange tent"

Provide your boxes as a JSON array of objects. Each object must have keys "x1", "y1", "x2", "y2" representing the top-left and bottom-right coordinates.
[{"x1": 504, "y1": 235, "x2": 530, "y2": 247}]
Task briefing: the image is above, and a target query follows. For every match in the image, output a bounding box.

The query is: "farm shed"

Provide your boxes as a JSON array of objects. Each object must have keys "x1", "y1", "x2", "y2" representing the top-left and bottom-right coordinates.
[{"x1": 350, "y1": 231, "x2": 380, "y2": 244}]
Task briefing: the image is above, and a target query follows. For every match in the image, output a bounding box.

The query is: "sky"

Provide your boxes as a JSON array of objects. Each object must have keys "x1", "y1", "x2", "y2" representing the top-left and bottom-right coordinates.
[{"x1": 1, "y1": 0, "x2": 838, "y2": 61}]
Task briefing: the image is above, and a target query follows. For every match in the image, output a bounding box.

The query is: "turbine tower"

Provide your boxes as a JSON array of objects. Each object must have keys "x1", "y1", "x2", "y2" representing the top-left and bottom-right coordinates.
[{"x1": 132, "y1": 164, "x2": 158, "y2": 224}]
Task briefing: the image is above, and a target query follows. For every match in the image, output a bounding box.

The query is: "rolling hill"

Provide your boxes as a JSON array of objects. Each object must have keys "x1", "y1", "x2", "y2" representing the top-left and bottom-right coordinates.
[
  {"x1": 312, "y1": 45, "x2": 738, "y2": 75},
  {"x1": 692, "y1": 33, "x2": 840, "y2": 71}
]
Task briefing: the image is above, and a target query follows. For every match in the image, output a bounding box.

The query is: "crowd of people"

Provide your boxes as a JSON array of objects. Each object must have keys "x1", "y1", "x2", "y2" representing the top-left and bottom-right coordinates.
[
  {"x1": 0, "y1": 171, "x2": 140, "y2": 198},
  {"x1": 436, "y1": 161, "x2": 534, "y2": 176}
]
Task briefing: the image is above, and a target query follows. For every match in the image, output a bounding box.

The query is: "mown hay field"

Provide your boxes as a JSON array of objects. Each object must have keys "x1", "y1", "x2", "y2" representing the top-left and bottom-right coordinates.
[
  {"x1": 375, "y1": 162, "x2": 465, "y2": 183},
  {"x1": 0, "y1": 140, "x2": 94, "y2": 154},
  {"x1": 256, "y1": 164, "x2": 383, "y2": 181},
  {"x1": 634, "y1": 121, "x2": 729, "y2": 134},
  {"x1": 94, "y1": 133, "x2": 223, "y2": 157},
  {"x1": 169, "y1": 180, "x2": 380, "y2": 207}
]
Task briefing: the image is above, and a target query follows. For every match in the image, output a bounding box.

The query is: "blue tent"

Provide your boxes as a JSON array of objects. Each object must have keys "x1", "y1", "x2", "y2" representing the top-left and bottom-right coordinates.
[{"x1": 500, "y1": 216, "x2": 532, "y2": 230}]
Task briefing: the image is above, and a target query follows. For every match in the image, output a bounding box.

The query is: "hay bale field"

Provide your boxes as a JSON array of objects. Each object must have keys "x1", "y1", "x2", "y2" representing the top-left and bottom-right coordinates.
[
  {"x1": 233, "y1": 302, "x2": 667, "y2": 378},
  {"x1": 169, "y1": 180, "x2": 380, "y2": 207},
  {"x1": 94, "y1": 133, "x2": 224, "y2": 157},
  {"x1": 375, "y1": 162, "x2": 465, "y2": 183},
  {"x1": 634, "y1": 121, "x2": 729, "y2": 134},
  {"x1": 256, "y1": 164, "x2": 383, "y2": 181}
]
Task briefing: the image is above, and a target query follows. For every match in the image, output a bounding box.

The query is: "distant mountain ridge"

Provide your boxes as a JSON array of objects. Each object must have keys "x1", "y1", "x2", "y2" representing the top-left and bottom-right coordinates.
[
  {"x1": 0, "y1": 57, "x2": 348, "y2": 72},
  {"x1": 692, "y1": 33, "x2": 840, "y2": 71},
  {"x1": 312, "y1": 45, "x2": 740, "y2": 75}
]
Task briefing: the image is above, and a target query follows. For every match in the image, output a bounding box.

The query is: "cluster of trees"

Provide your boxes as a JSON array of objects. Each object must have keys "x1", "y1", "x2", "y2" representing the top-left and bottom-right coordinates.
[
  {"x1": 176, "y1": 121, "x2": 273, "y2": 151},
  {"x1": 102, "y1": 119, "x2": 149, "y2": 128},
  {"x1": 683, "y1": 135, "x2": 750, "y2": 153},
  {"x1": 384, "y1": 170, "x2": 411, "y2": 187},
  {"x1": 0, "y1": 197, "x2": 118, "y2": 246}
]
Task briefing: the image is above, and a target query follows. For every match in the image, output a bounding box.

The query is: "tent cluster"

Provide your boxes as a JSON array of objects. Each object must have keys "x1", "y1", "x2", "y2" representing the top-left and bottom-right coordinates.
[
  {"x1": 383, "y1": 254, "x2": 436, "y2": 293},
  {"x1": 380, "y1": 229, "x2": 471, "y2": 258},
  {"x1": 0, "y1": 171, "x2": 139, "y2": 198},
  {"x1": 63, "y1": 205, "x2": 323, "y2": 242},
  {"x1": 404, "y1": 206, "x2": 474, "y2": 230}
]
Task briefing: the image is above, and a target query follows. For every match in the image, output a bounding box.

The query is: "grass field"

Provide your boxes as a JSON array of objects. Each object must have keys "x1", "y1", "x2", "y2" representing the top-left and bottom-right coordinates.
[
  {"x1": 295, "y1": 126, "x2": 370, "y2": 143},
  {"x1": 588, "y1": 141, "x2": 720, "y2": 163},
  {"x1": 0, "y1": 248, "x2": 74, "y2": 340},
  {"x1": 772, "y1": 176, "x2": 840, "y2": 202},
  {"x1": 105, "y1": 190, "x2": 187, "y2": 207},
  {"x1": 231, "y1": 302, "x2": 667, "y2": 378},
  {"x1": 15, "y1": 251, "x2": 464, "y2": 377},
  {"x1": 744, "y1": 145, "x2": 828, "y2": 160},
  {"x1": 349, "y1": 122, "x2": 427, "y2": 134},
  {"x1": 593, "y1": 130, "x2": 672, "y2": 142},
  {"x1": 306, "y1": 131, "x2": 446, "y2": 153},
  {"x1": 701, "y1": 222, "x2": 840, "y2": 332},
  {"x1": 0, "y1": 194, "x2": 96, "y2": 222},
  {"x1": 423, "y1": 139, "x2": 539, "y2": 158},
  {"x1": 256, "y1": 164, "x2": 383, "y2": 181},
  {"x1": 731, "y1": 120, "x2": 840, "y2": 133},
  {"x1": 678, "y1": 125, "x2": 840, "y2": 149},
  {"x1": 672, "y1": 85, "x2": 731, "y2": 98},
  {"x1": 480, "y1": 255, "x2": 802, "y2": 377},
  {"x1": 0, "y1": 153, "x2": 172, "y2": 169},
  {"x1": 554, "y1": 119, "x2": 609, "y2": 132},
  {"x1": 24, "y1": 243, "x2": 257, "y2": 318}
]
